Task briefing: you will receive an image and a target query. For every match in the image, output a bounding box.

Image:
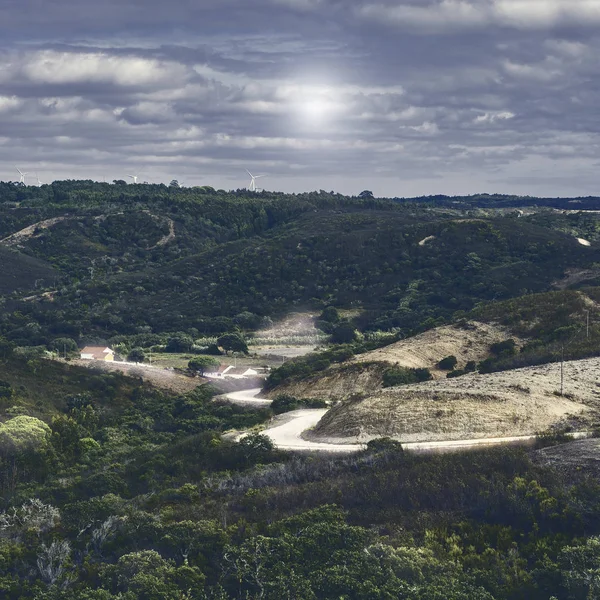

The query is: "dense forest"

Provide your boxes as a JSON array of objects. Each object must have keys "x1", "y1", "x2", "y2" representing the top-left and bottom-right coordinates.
[
  {"x1": 3, "y1": 181, "x2": 600, "y2": 347},
  {"x1": 2, "y1": 181, "x2": 600, "y2": 598}
]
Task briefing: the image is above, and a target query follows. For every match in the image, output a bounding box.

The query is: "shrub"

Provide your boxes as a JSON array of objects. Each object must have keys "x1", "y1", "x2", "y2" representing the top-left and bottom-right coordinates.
[
  {"x1": 382, "y1": 366, "x2": 432, "y2": 387},
  {"x1": 49, "y1": 337, "x2": 79, "y2": 357},
  {"x1": 271, "y1": 395, "x2": 328, "y2": 414},
  {"x1": 438, "y1": 355, "x2": 458, "y2": 370},
  {"x1": 447, "y1": 369, "x2": 466, "y2": 378},
  {"x1": 366, "y1": 437, "x2": 404, "y2": 453},
  {"x1": 331, "y1": 322, "x2": 358, "y2": 345},
  {"x1": 319, "y1": 306, "x2": 340, "y2": 323},
  {"x1": 165, "y1": 335, "x2": 194, "y2": 353},
  {"x1": 0, "y1": 380, "x2": 13, "y2": 399},
  {"x1": 490, "y1": 339, "x2": 517, "y2": 357},
  {"x1": 128, "y1": 347, "x2": 146, "y2": 363}
]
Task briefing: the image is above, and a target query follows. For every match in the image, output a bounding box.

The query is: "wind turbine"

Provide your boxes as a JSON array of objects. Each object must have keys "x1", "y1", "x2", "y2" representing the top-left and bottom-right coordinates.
[
  {"x1": 127, "y1": 174, "x2": 139, "y2": 184},
  {"x1": 246, "y1": 169, "x2": 265, "y2": 192},
  {"x1": 35, "y1": 173, "x2": 43, "y2": 187},
  {"x1": 16, "y1": 167, "x2": 28, "y2": 185}
]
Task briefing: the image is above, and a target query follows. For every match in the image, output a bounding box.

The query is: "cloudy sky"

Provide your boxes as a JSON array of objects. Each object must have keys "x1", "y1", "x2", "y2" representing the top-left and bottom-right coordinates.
[{"x1": 1, "y1": 0, "x2": 600, "y2": 197}]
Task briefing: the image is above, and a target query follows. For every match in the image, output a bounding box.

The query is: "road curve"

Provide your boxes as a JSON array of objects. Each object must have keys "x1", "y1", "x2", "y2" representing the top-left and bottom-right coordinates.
[
  {"x1": 226, "y1": 389, "x2": 365, "y2": 452},
  {"x1": 258, "y1": 409, "x2": 365, "y2": 453},
  {"x1": 226, "y1": 389, "x2": 591, "y2": 454},
  {"x1": 224, "y1": 388, "x2": 272, "y2": 405}
]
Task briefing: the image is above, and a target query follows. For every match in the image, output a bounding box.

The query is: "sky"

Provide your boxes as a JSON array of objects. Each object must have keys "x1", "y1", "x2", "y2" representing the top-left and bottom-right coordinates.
[{"x1": 1, "y1": 0, "x2": 600, "y2": 197}]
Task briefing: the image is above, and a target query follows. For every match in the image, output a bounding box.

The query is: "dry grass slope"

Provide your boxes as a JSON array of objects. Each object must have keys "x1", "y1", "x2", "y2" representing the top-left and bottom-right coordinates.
[
  {"x1": 353, "y1": 321, "x2": 517, "y2": 375},
  {"x1": 268, "y1": 320, "x2": 517, "y2": 401},
  {"x1": 310, "y1": 356, "x2": 600, "y2": 444}
]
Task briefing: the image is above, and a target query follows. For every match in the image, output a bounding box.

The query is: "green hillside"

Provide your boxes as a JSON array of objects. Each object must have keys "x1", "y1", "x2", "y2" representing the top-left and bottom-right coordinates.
[
  {"x1": 3, "y1": 181, "x2": 600, "y2": 346},
  {"x1": 0, "y1": 246, "x2": 57, "y2": 295}
]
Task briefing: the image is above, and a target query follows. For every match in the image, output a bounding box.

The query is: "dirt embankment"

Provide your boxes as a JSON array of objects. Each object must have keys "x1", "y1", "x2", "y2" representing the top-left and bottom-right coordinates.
[
  {"x1": 533, "y1": 438, "x2": 600, "y2": 477},
  {"x1": 268, "y1": 321, "x2": 518, "y2": 401},
  {"x1": 310, "y1": 356, "x2": 600, "y2": 444},
  {"x1": 0, "y1": 217, "x2": 73, "y2": 246},
  {"x1": 353, "y1": 321, "x2": 517, "y2": 375},
  {"x1": 265, "y1": 362, "x2": 389, "y2": 402},
  {"x1": 72, "y1": 360, "x2": 201, "y2": 394}
]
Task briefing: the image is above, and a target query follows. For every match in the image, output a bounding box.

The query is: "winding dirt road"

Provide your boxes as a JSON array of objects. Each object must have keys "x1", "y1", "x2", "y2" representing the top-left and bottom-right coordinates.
[
  {"x1": 227, "y1": 388, "x2": 591, "y2": 454},
  {"x1": 227, "y1": 388, "x2": 364, "y2": 452}
]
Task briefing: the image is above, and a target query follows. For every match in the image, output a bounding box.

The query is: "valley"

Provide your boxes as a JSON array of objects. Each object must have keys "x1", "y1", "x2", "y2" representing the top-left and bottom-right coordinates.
[{"x1": 2, "y1": 182, "x2": 600, "y2": 600}]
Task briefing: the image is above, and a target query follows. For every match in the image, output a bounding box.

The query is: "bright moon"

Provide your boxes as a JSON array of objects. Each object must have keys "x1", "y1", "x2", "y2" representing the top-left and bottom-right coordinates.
[{"x1": 288, "y1": 84, "x2": 342, "y2": 127}]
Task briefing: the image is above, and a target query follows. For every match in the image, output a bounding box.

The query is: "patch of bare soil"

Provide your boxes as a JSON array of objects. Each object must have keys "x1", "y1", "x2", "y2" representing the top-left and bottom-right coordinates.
[
  {"x1": 72, "y1": 360, "x2": 201, "y2": 394},
  {"x1": 254, "y1": 312, "x2": 321, "y2": 340},
  {"x1": 0, "y1": 217, "x2": 72, "y2": 245},
  {"x1": 310, "y1": 356, "x2": 600, "y2": 444},
  {"x1": 533, "y1": 438, "x2": 600, "y2": 477},
  {"x1": 143, "y1": 212, "x2": 176, "y2": 249},
  {"x1": 264, "y1": 362, "x2": 388, "y2": 402},
  {"x1": 553, "y1": 268, "x2": 600, "y2": 290},
  {"x1": 353, "y1": 321, "x2": 519, "y2": 376}
]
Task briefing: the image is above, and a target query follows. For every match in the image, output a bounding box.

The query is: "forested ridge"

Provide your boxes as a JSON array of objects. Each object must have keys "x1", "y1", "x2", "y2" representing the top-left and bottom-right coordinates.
[
  {"x1": 3, "y1": 181, "x2": 600, "y2": 346},
  {"x1": 2, "y1": 181, "x2": 600, "y2": 598}
]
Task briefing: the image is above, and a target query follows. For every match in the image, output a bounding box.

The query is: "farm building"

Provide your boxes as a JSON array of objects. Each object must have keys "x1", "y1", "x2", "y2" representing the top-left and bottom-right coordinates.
[
  {"x1": 205, "y1": 365, "x2": 262, "y2": 379},
  {"x1": 80, "y1": 346, "x2": 115, "y2": 361}
]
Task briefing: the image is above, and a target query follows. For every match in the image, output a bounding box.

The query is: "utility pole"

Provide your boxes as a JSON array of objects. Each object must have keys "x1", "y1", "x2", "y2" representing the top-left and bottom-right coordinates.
[
  {"x1": 560, "y1": 343, "x2": 564, "y2": 397},
  {"x1": 586, "y1": 310, "x2": 590, "y2": 339}
]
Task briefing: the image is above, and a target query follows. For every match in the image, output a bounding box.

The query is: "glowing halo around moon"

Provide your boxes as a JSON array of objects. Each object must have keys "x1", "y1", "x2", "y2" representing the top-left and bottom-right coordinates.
[{"x1": 278, "y1": 83, "x2": 345, "y2": 129}]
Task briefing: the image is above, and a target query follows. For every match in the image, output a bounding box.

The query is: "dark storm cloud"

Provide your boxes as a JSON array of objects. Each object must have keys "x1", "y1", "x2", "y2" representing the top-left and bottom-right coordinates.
[{"x1": 1, "y1": 0, "x2": 600, "y2": 196}]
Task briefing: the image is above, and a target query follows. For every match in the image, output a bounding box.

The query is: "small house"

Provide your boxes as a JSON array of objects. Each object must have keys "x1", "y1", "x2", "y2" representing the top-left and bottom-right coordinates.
[
  {"x1": 80, "y1": 346, "x2": 115, "y2": 361},
  {"x1": 204, "y1": 365, "x2": 261, "y2": 379}
]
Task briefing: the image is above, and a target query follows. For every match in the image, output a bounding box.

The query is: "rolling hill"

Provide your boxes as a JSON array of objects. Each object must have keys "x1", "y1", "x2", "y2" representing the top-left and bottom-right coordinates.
[
  {"x1": 309, "y1": 355, "x2": 600, "y2": 444},
  {"x1": 4, "y1": 182, "x2": 600, "y2": 349}
]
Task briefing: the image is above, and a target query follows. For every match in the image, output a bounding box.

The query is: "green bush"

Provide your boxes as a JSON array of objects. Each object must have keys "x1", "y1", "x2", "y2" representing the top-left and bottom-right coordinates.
[
  {"x1": 490, "y1": 339, "x2": 517, "y2": 357},
  {"x1": 128, "y1": 347, "x2": 146, "y2": 363},
  {"x1": 438, "y1": 355, "x2": 458, "y2": 370},
  {"x1": 271, "y1": 395, "x2": 328, "y2": 414},
  {"x1": 382, "y1": 366, "x2": 432, "y2": 387}
]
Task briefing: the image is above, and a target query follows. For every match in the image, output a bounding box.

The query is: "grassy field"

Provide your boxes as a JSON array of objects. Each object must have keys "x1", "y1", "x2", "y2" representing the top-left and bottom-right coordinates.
[{"x1": 146, "y1": 352, "x2": 285, "y2": 370}]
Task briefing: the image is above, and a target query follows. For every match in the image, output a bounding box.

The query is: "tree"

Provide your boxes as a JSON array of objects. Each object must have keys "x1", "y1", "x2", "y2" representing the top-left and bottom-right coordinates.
[
  {"x1": 128, "y1": 347, "x2": 146, "y2": 363},
  {"x1": 37, "y1": 540, "x2": 72, "y2": 585},
  {"x1": 438, "y1": 355, "x2": 458, "y2": 370},
  {"x1": 330, "y1": 322, "x2": 357, "y2": 344},
  {"x1": 165, "y1": 334, "x2": 194, "y2": 353},
  {"x1": 188, "y1": 356, "x2": 219, "y2": 376},
  {"x1": 319, "y1": 306, "x2": 340, "y2": 323},
  {"x1": 0, "y1": 416, "x2": 51, "y2": 455},
  {"x1": 169, "y1": 180, "x2": 180, "y2": 188},
  {"x1": 359, "y1": 190, "x2": 374, "y2": 199},
  {"x1": 49, "y1": 337, "x2": 78, "y2": 357},
  {"x1": 217, "y1": 333, "x2": 248, "y2": 354}
]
